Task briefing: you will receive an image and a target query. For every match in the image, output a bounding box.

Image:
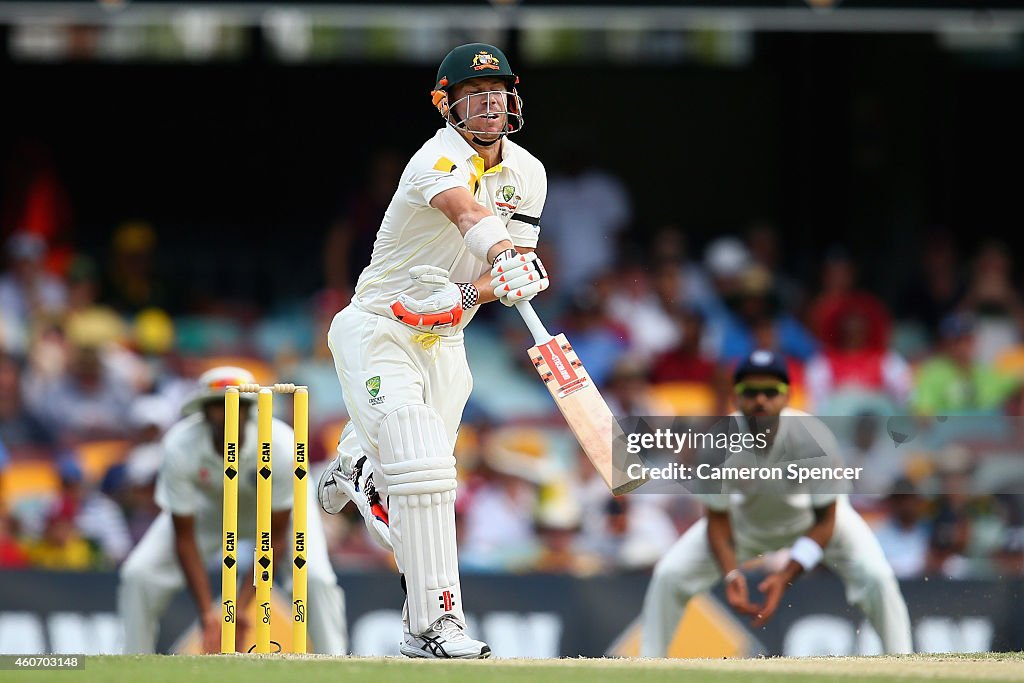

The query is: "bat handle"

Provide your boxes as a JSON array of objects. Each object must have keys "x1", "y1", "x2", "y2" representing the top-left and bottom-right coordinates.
[{"x1": 514, "y1": 300, "x2": 554, "y2": 346}]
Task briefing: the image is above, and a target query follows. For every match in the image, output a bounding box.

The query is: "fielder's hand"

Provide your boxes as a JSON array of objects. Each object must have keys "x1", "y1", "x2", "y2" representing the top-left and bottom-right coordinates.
[
  {"x1": 724, "y1": 569, "x2": 760, "y2": 620},
  {"x1": 202, "y1": 606, "x2": 222, "y2": 654},
  {"x1": 391, "y1": 265, "x2": 478, "y2": 329},
  {"x1": 490, "y1": 250, "x2": 549, "y2": 306},
  {"x1": 751, "y1": 572, "x2": 791, "y2": 627}
]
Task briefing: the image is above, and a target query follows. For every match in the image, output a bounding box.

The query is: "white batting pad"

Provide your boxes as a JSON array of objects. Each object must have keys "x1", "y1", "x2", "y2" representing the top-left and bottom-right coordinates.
[{"x1": 379, "y1": 404, "x2": 463, "y2": 634}]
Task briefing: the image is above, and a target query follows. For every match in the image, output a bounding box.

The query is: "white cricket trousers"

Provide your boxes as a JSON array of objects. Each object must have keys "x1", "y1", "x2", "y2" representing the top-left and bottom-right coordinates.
[
  {"x1": 640, "y1": 499, "x2": 913, "y2": 657},
  {"x1": 117, "y1": 491, "x2": 347, "y2": 654},
  {"x1": 327, "y1": 304, "x2": 473, "y2": 633},
  {"x1": 326, "y1": 304, "x2": 473, "y2": 485}
]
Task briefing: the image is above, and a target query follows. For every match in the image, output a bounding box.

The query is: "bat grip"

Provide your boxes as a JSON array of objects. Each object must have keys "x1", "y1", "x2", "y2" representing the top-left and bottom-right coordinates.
[{"x1": 514, "y1": 301, "x2": 553, "y2": 346}]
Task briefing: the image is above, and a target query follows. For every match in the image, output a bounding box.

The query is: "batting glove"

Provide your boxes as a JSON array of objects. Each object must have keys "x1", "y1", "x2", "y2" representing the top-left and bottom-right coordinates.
[
  {"x1": 490, "y1": 250, "x2": 550, "y2": 307},
  {"x1": 391, "y1": 265, "x2": 479, "y2": 329}
]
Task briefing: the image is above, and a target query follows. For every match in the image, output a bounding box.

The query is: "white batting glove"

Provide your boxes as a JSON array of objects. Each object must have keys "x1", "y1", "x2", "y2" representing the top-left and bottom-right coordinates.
[
  {"x1": 490, "y1": 250, "x2": 550, "y2": 307},
  {"x1": 390, "y1": 265, "x2": 479, "y2": 329}
]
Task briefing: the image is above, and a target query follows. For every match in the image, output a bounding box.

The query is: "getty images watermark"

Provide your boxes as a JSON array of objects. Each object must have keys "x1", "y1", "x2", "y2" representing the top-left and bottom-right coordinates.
[
  {"x1": 610, "y1": 414, "x2": 1024, "y2": 496},
  {"x1": 622, "y1": 423, "x2": 863, "y2": 486}
]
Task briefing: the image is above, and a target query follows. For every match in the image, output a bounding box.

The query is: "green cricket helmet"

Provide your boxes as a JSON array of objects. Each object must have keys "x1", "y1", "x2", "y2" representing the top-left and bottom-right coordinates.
[{"x1": 431, "y1": 43, "x2": 524, "y2": 136}]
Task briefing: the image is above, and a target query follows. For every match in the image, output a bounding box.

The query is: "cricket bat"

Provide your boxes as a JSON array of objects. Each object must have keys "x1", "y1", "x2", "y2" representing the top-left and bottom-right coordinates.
[{"x1": 514, "y1": 301, "x2": 643, "y2": 495}]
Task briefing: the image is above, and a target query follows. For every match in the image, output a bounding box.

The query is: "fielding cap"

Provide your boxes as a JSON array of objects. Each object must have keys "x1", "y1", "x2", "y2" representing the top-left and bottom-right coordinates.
[
  {"x1": 181, "y1": 366, "x2": 257, "y2": 416},
  {"x1": 733, "y1": 349, "x2": 790, "y2": 385}
]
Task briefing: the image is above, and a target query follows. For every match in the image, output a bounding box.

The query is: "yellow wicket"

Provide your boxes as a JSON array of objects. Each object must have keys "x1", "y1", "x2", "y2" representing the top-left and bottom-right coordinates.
[
  {"x1": 221, "y1": 382, "x2": 309, "y2": 655},
  {"x1": 292, "y1": 387, "x2": 308, "y2": 654},
  {"x1": 221, "y1": 388, "x2": 239, "y2": 653},
  {"x1": 255, "y1": 388, "x2": 273, "y2": 654}
]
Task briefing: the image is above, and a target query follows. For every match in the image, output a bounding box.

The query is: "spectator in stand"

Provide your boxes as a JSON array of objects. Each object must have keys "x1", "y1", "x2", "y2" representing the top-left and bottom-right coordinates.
[
  {"x1": 459, "y1": 463, "x2": 539, "y2": 573},
  {"x1": 560, "y1": 292, "x2": 630, "y2": 388},
  {"x1": 120, "y1": 396, "x2": 173, "y2": 542},
  {"x1": 28, "y1": 340, "x2": 135, "y2": 442},
  {"x1": 123, "y1": 445, "x2": 163, "y2": 544},
  {"x1": 605, "y1": 357, "x2": 672, "y2": 417},
  {"x1": 649, "y1": 226, "x2": 718, "y2": 319},
  {"x1": 569, "y1": 445, "x2": 617, "y2": 555},
  {"x1": 0, "y1": 435, "x2": 30, "y2": 568},
  {"x1": 0, "y1": 232, "x2": 67, "y2": 355},
  {"x1": 926, "y1": 452, "x2": 972, "y2": 578},
  {"x1": 911, "y1": 313, "x2": 1020, "y2": 415},
  {"x1": 650, "y1": 309, "x2": 715, "y2": 385},
  {"x1": 0, "y1": 141, "x2": 75, "y2": 277},
  {"x1": 540, "y1": 146, "x2": 632, "y2": 295},
  {"x1": 700, "y1": 237, "x2": 751, "y2": 348},
  {"x1": 590, "y1": 495, "x2": 678, "y2": 573},
  {"x1": 0, "y1": 353, "x2": 54, "y2": 449},
  {"x1": 531, "y1": 497, "x2": 603, "y2": 576},
  {"x1": 958, "y1": 240, "x2": 1024, "y2": 364},
  {"x1": 873, "y1": 479, "x2": 930, "y2": 579},
  {"x1": 843, "y1": 413, "x2": 905, "y2": 500},
  {"x1": 54, "y1": 455, "x2": 133, "y2": 567},
  {"x1": 807, "y1": 247, "x2": 890, "y2": 345},
  {"x1": 717, "y1": 265, "x2": 818, "y2": 364},
  {"x1": 745, "y1": 222, "x2": 804, "y2": 315},
  {"x1": 606, "y1": 260, "x2": 680, "y2": 363},
  {"x1": 0, "y1": 512, "x2": 29, "y2": 568},
  {"x1": 26, "y1": 497, "x2": 95, "y2": 570},
  {"x1": 897, "y1": 229, "x2": 964, "y2": 345},
  {"x1": 804, "y1": 302, "x2": 912, "y2": 412}
]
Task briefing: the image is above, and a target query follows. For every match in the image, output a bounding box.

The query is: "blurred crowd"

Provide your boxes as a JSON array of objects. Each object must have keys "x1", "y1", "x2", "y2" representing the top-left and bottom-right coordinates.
[{"x1": 1, "y1": 149, "x2": 1023, "y2": 582}]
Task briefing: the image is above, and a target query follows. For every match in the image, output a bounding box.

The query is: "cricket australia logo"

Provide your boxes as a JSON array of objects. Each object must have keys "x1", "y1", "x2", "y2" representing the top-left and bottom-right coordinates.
[
  {"x1": 366, "y1": 376, "x2": 385, "y2": 406},
  {"x1": 495, "y1": 184, "x2": 521, "y2": 217},
  {"x1": 471, "y1": 51, "x2": 500, "y2": 71}
]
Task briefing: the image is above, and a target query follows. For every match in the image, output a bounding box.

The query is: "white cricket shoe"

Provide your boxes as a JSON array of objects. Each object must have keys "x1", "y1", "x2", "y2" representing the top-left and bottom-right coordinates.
[
  {"x1": 317, "y1": 444, "x2": 393, "y2": 551},
  {"x1": 400, "y1": 616, "x2": 492, "y2": 660}
]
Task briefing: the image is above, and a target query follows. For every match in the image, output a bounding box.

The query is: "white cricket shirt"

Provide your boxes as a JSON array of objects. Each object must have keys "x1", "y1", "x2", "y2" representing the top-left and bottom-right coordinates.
[
  {"x1": 352, "y1": 125, "x2": 547, "y2": 335},
  {"x1": 700, "y1": 407, "x2": 846, "y2": 552},
  {"x1": 156, "y1": 412, "x2": 295, "y2": 539}
]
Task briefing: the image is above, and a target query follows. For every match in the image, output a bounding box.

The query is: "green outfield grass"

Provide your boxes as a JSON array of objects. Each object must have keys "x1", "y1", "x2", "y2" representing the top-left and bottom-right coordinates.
[{"x1": 13, "y1": 652, "x2": 1024, "y2": 683}]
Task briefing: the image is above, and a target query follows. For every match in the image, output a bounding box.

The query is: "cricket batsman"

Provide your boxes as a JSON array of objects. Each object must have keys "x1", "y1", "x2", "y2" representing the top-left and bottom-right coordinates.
[
  {"x1": 118, "y1": 366, "x2": 348, "y2": 654},
  {"x1": 640, "y1": 350, "x2": 913, "y2": 656},
  {"x1": 317, "y1": 42, "x2": 550, "y2": 658}
]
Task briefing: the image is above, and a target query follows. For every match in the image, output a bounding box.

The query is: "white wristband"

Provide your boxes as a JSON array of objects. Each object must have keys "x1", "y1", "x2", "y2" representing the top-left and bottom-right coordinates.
[
  {"x1": 464, "y1": 215, "x2": 512, "y2": 263},
  {"x1": 790, "y1": 536, "x2": 823, "y2": 572}
]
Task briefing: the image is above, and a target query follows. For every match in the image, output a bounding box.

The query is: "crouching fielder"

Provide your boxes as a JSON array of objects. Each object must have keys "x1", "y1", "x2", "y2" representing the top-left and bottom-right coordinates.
[
  {"x1": 640, "y1": 350, "x2": 913, "y2": 657},
  {"x1": 318, "y1": 42, "x2": 550, "y2": 659},
  {"x1": 118, "y1": 367, "x2": 348, "y2": 654}
]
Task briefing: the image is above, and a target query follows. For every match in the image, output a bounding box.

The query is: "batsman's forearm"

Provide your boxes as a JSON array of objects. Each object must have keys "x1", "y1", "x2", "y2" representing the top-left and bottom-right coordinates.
[
  {"x1": 472, "y1": 272, "x2": 499, "y2": 305},
  {"x1": 175, "y1": 536, "x2": 213, "y2": 615},
  {"x1": 706, "y1": 512, "x2": 739, "y2": 574}
]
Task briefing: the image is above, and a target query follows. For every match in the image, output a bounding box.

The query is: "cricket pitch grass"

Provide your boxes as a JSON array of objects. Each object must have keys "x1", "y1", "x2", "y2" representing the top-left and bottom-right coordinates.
[{"x1": 12, "y1": 652, "x2": 1023, "y2": 683}]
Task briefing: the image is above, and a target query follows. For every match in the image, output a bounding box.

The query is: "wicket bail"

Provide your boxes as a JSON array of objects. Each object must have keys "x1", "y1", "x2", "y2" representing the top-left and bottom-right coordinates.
[{"x1": 221, "y1": 383, "x2": 309, "y2": 655}]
